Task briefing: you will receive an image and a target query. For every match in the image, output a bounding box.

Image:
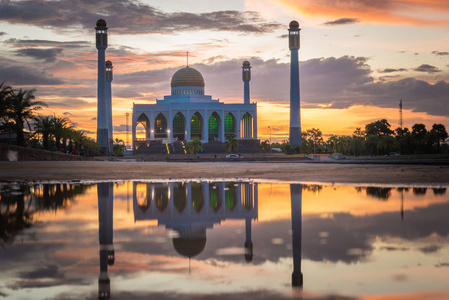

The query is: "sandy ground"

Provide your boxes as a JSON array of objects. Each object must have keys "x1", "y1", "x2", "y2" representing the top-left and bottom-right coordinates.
[{"x1": 0, "y1": 161, "x2": 448, "y2": 186}]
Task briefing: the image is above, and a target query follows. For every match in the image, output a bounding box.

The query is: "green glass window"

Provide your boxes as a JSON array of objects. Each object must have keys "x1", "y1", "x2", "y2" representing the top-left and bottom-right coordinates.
[
  {"x1": 225, "y1": 113, "x2": 235, "y2": 133},
  {"x1": 173, "y1": 113, "x2": 185, "y2": 134},
  {"x1": 191, "y1": 113, "x2": 202, "y2": 134},
  {"x1": 208, "y1": 114, "x2": 218, "y2": 134}
]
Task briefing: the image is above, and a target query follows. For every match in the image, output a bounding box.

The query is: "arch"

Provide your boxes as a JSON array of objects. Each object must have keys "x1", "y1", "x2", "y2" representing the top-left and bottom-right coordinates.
[
  {"x1": 173, "y1": 182, "x2": 187, "y2": 213},
  {"x1": 154, "y1": 184, "x2": 168, "y2": 212},
  {"x1": 225, "y1": 113, "x2": 236, "y2": 135},
  {"x1": 136, "y1": 113, "x2": 150, "y2": 140},
  {"x1": 209, "y1": 183, "x2": 222, "y2": 212},
  {"x1": 208, "y1": 112, "x2": 221, "y2": 141},
  {"x1": 241, "y1": 183, "x2": 253, "y2": 210},
  {"x1": 191, "y1": 182, "x2": 204, "y2": 213},
  {"x1": 154, "y1": 113, "x2": 167, "y2": 139},
  {"x1": 135, "y1": 183, "x2": 150, "y2": 213},
  {"x1": 173, "y1": 112, "x2": 186, "y2": 141},
  {"x1": 240, "y1": 112, "x2": 253, "y2": 139},
  {"x1": 225, "y1": 182, "x2": 237, "y2": 211},
  {"x1": 190, "y1": 112, "x2": 203, "y2": 140}
]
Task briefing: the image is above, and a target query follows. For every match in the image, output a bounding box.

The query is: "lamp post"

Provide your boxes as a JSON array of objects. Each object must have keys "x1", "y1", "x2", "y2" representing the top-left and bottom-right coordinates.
[{"x1": 268, "y1": 126, "x2": 272, "y2": 153}]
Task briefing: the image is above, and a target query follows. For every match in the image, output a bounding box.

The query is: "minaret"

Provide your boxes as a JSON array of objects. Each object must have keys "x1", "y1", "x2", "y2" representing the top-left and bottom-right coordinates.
[
  {"x1": 106, "y1": 60, "x2": 113, "y2": 151},
  {"x1": 288, "y1": 21, "x2": 302, "y2": 146},
  {"x1": 98, "y1": 182, "x2": 114, "y2": 299},
  {"x1": 290, "y1": 183, "x2": 303, "y2": 288},
  {"x1": 242, "y1": 61, "x2": 251, "y2": 104},
  {"x1": 96, "y1": 19, "x2": 109, "y2": 155}
]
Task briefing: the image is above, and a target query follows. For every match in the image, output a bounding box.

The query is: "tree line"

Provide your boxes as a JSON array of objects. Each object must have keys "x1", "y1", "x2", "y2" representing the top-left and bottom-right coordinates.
[
  {"x1": 267, "y1": 119, "x2": 448, "y2": 156},
  {"x1": 0, "y1": 83, "x2": 100, "y2": 156}
]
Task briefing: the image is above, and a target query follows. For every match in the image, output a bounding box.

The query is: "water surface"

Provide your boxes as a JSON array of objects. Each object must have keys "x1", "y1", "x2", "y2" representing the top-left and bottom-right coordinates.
[{"x1": 1, "y1": 181, "x2": 448, "y2": 299}]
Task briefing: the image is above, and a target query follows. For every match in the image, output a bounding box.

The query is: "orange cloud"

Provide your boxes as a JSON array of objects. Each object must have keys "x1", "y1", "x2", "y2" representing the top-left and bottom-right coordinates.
[{"x1": 275, "y1": 0, "x2": 449, "y2": 26}]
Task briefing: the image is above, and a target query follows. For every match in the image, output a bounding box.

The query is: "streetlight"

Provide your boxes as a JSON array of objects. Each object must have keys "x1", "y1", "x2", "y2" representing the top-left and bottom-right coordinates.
[{"x1": 268, "y1": 126, "x2": 272, "y2": 153}]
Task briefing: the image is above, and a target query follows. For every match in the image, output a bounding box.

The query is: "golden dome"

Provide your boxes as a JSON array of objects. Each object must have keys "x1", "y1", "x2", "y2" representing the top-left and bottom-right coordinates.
[{"x1": 171, "y1": 66, "x2": 205, "y2": 88}]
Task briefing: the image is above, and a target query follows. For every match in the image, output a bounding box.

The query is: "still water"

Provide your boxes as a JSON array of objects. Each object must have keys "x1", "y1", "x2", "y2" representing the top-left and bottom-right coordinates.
[{"x1": 0, "y1": 181, "x2": 448, "y2": 300}]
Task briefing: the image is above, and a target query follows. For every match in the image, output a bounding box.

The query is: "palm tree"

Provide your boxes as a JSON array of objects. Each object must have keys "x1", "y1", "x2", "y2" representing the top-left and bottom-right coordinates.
[
  {"x1": 8, "y1": 88, "x2": 47, "y2": 146},
  {"x1": 222, "y1": 134, "x2": 239, "y2": 153},
  {"x1": 51, "y1": 116, "x2": 71, "y2": 151},
  {"x1": 187, "y1": 138, "x2": 203, "y2": 156},
  {"x1": 259, "y1": 140, "x2": 270, "y2": 152},
  {"x1": 112, "y1": 138, "x2": 125, "y2": 156},
  {"x1": 33, "y1": 115, "x2": 54, "y2": 150},
  {"x1": 0, "y1": 82, "x2": 12, "y2": 121}
]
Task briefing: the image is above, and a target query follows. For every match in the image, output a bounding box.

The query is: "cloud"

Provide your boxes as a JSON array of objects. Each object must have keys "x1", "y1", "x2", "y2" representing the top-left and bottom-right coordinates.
[
  {"x1": 0, "y1": 64, "x2": 64, "y2": 85},
  {"x1": 4, "y1": 38, "x2": 90, "y2": 48},
  {"x1": 414, "y1": 64, "x2": 441, "y2": 73},
  {"x1": 0, "y1": 31, "x2": 6, "y2": 36},
  {"x1": 276, "y1": 0, "x2": 449, "y2": 26},
  {"x1": 0, "y1": 0, "x2": 281, "y2": 35},
  {"x1": 114, "y1": 56, "x2": 449, "y2": 117},
  {"x1": 379, "y1": 68, "x2": 408, "y2": 73},
  {"x1": 432, "y1": 51, "x2": 449, "y2": 56},
  {"x1": 15, "y1": 48, "x2": 63, "y2": 62},
  {"x1": 323, "y1": 18, "x2": 359, "y2": 26}
]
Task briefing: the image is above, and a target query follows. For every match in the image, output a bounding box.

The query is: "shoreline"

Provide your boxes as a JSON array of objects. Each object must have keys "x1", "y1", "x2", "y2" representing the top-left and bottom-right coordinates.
[{"x1": 1, "y1": 161, "x2": 448, "y2": 186}]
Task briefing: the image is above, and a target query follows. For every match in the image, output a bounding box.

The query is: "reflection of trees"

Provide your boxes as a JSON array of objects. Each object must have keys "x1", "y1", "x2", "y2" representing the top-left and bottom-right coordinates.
[
  {"x1": 303, "y1": 184, "x2": 323, "y2": 194},
  {"x1": 225, "y1": 182, "x2": 237, "y2": 211},
  {"x1": 191, "y1": 183, "x2": 204, "y2": 212},
  {"x1": 413, "y1": 188, "x2": 427, "y2": 196},
  {"x1": 365, "y1": 187, "x2": 392, "y2": 200},
  {"x1": 0, "y1": 183, "x2": 90, "y2": 247},
  {"x1": 209, "y1": 183, "x2": 221, "y2": 212},
  {"x1": 397, "y1": 187, "x2": 410, "y2": 192},
  {"x1": 0, "y1": 185, "x2": 34, "y2": 246},
  {"x1": 33, "y1": 184, "x2": 89, "y2": 211},
  {"x1": 433, "y1": 188, "x2": 446, "y2": 195}
]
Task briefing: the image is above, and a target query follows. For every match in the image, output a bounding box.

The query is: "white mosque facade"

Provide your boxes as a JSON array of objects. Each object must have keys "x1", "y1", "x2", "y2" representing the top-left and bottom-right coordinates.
[{"x1": 132, "y1": 62, "x2": 258, "y2": 151}]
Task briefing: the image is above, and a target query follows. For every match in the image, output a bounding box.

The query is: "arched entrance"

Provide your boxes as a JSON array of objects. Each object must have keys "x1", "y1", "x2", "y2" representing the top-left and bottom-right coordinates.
[
  {"x1": 208, "y1": 112, "x2": 221, "y2": 141},
  {"x1": 173, "y1": 112, "x2": 185, "y2": 141},
  {"x1": 190, "y1": 112, "x2": 203, "y2": 140},
  {"x1": 240, "y1": 112, "x2": 253, "y2": 139},
  {"x1": 154, "y1": 113, "x2": 167, "y2": 139},
  {"x1": 225, "y1": 113, "x2": 236, "y2": 137},
  {"x1": 136, "y1": 113, "x2": 150, "y2": 140}
]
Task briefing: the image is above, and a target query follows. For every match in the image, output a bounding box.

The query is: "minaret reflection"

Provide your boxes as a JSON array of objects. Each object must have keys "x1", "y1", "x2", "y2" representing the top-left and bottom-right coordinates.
[
  {"x1": 290, "y1": 184, "x2": 303, "y2": 288},
  {"x1": 133, "y1": 181, "x2": 258, "y2": 263},
  {"x1": 98, "y1": 183, "x2": 114, "y2": 300}
]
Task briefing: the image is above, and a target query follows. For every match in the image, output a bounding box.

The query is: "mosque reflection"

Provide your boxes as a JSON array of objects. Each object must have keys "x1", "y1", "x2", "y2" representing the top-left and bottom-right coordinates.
[{"x1": 96, "y1": 181, "x2": 304, "y2": 298}]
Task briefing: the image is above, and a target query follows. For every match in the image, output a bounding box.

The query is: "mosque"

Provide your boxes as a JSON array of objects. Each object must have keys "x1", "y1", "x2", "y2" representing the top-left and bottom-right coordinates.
[
  {"x1": 132, "y1": 62, "x2": 258, "y2": 154},
  {"x1": 95, "y1": 19, "x2": 301, "y2": 155}
]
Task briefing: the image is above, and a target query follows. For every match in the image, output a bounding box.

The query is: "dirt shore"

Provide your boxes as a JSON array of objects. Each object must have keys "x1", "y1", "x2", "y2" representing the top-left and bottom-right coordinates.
[{"x1": 0, "y1": 161, "x2": 448, "y2": 186}]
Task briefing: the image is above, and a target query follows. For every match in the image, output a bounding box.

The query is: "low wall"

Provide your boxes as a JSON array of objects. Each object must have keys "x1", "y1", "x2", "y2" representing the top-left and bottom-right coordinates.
[{"x1": 0, "y1": 143, "x2": 98, "y2": 161}]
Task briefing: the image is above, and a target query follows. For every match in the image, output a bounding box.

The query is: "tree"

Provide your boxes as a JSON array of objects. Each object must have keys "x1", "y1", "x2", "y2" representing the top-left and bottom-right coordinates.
[
  {"x1": 306, "y1": 128, "x2": 322, "y2": 155},
  {"x1": 395, "y1": 127, "x2": 413, "y2": 155},
  {"x1": 365, "y1": 119, "x2": 394, "y2": 136},
  {"x1": 33, "y1": 115, "x2": 54, "y2": 150},
  {"x1": 222, "y1": 134, "x2": 239, "y2": 153},
  {"x1": 259, "y1": 140, "x2": 270, "y2": 152},
  {"x1": 0, "y1": 82, "x2": 12, "y2": 121},
  {"x1": 7, "y1": 88, "x2": 47, "y2": 146},
  {"x1": 430, "y1": 123, "x2": 448, "y2": 153},
  {"x1": 51, "y1": 116, "x2": 71, "y2": 150},
  {"x1": 412, "y1": 123, "x2": 427, "y2": 154},
  {"x1": 187, "y1": 138, "x2": 203, "y2": 156},
  {"x1": 112, "y1": 138, "x2": 125, "y2": 156}
]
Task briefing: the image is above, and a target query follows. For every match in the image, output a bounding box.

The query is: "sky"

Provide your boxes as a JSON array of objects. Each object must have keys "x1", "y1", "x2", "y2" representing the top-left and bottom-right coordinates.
[{"x1": 0, "y1": 0, "x2": 448, "y2": 143}]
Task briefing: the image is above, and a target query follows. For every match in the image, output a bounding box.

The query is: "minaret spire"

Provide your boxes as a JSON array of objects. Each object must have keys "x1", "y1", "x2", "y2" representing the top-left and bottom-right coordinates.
[
  {"x1": 96, "y1": 19, "x2": 109, "y2": 155},
  {"x1": 288, "y1": 20, "x2": 302, "y2": 146},
  {"x1": 106, "y1": 60, "x2": 113, "y2": 152},
  {"x1": 242, "y1": 61, "x2": 251, "y2": 105}
]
